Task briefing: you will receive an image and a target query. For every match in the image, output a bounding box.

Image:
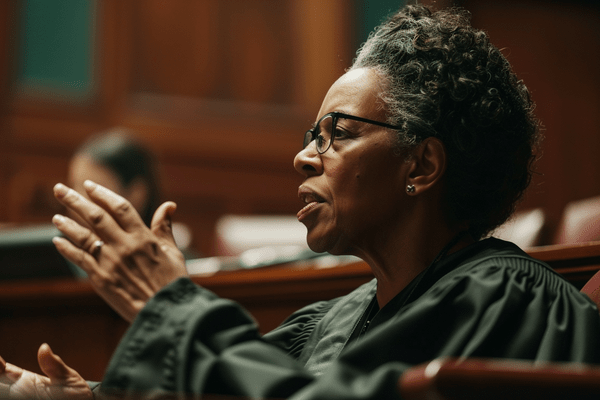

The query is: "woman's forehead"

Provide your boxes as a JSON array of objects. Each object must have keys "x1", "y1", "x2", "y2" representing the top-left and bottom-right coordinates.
[{"x1": 317, "y1": 68, "x2": 385, "y2": 120}]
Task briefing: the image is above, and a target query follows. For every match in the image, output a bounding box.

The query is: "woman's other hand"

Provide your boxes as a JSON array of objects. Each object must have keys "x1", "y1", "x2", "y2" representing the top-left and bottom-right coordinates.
[
  {"x1": 0, "y1": 344, "x2": 92, "y2": 400},
  {"x1": 52, "y1": 180, "x2": 188, "y2": 322}
]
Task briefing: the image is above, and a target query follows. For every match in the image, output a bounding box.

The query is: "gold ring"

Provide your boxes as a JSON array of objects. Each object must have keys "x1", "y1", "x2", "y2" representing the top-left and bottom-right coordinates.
[{"x1": 91, "y1": 240, "x2": 104, "y2": 256}]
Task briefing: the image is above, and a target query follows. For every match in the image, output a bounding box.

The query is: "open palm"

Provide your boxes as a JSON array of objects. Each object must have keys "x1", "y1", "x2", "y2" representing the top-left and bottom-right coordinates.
[{"x1": 0, "y1": 344, "x2": 92, "y2": 400}]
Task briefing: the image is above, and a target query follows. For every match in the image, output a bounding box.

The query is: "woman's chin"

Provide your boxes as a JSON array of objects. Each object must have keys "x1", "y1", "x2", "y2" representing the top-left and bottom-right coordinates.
[
  {"x1": 306, "y1": 232, "x2": 349, "y2": 256},
  {"x1": 306, "y1": 240, "x2": 328, "y2": 254},
  {"x1": 306, "y1": 232, "x2": 331, "y2": 254}
]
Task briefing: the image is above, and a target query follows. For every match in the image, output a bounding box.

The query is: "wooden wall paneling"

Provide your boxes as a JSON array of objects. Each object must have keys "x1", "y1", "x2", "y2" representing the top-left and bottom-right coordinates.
[
  {"x1": 122, "y1": 96, "x2": 305, "y2": 167},
  {"x1": 0, "y1": 305, "x2": 127, "y2": 382},
  {"x1": 224, "y1": 0, "x2": 296, "y2": 104},
  {"x1": 129, "y1": 0, "x2": 222, "y2": 98},
  {"x1": 95, "y1": 0, "x2": 134, "y2": 126},
  {"x1": 157, "y1": 151, "x2": 302, "y2": 255},
  {"x1": 127, "y1": 0, "x2": 301, "y2": 103},
  {"x1": 119, "y1": 105, "x2": 305, "y2": 257},
  {"x1": 159, "y1": 144, "x2": 302, "y2": 202},
  {"x1": 0, "y1": 0, "x2": 14, "y2": 105},
  {"x1": 117, "y1": 0, "x2": 358, "y2": 257},
  {"x1": 125, "y1": 0, "x2": 345, "y2": 106},
  {"x1": 288, "y1": 0, "x2": 356, "y2": 113},
  {"x1": 1, "y1": 0, "x2": 353, "y2": 251},
  {"x1": 5, "y1": 154, "x2": 69, "y2": 223},
  {"x1": 0, "y1": 1, "x2": 21, "y2": 222},
  {"x1": 0, "y1": 158, "x2": 15, "y2": 222},
  {"x1": 8, "y1": 116, "x2": 101, "y2": 156},
  {"x1": 169, "y1": 197, "x2": 227, "y2": 257},
  {"x1": 0, "y1": 279, "x2": 128, "y2": 381}
]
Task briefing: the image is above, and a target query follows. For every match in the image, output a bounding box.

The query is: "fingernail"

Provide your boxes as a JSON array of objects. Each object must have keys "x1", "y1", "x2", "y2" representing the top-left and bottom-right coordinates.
[
  {"x1": 84, "y1": 180, "x2": 97, "y2": 190},
  {"x1": 52, "y1": 236, "x2": 67, "y2": 246},
  {"x1": 54, "y1": 183, "x2": 68, "y2": 197},
  {"x1": 52, "y1": 214, "x2": 66, "y2": 225}
]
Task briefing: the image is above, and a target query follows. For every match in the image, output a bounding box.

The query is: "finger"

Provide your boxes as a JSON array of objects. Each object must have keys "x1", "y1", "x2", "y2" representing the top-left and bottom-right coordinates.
[
  {"x1": 52, "y1": 236, "x2": 98, "y2": 275},
  {"x1": 52, "y1": 234, "x2": 143, "y2": 294},
  {"x1": 83, "y1": 180, "x2": 147, "y2": 232},
  {"x1": 54, "y1": 183, "x2": 124, "y2": 242},
  {"x1": 37, "y1": 344, "x2": 73, "y2": 384},
  {"x1": 51, "y1": 214, "x2": 108, "y2": 275},
  {"x1": 0, "y1": 361, "x2": 24, "y2": 384},
  {"x1": 54, "y1": 234, "x2": 154, "y2": 320},
  {"x1": 53, "y1": 213, "x2": 157, "y2": 304},
  {"x1": 52, "y1": 214, "x2": 103, "y2": 255},
  {"x1": 151, "y1": 201, "x2": 178, "y2": 247}
]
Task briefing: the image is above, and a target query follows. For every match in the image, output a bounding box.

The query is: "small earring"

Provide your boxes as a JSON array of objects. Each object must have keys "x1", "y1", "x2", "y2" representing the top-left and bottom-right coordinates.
[{"x1": 406, "y1": 184, "x2": 415, "y2": 193}]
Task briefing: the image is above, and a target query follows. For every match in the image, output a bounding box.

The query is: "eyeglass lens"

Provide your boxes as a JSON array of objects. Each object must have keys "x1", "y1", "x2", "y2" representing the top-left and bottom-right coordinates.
[{"x1": 303, "y1": 114, "x2": 334, "y2": 153}]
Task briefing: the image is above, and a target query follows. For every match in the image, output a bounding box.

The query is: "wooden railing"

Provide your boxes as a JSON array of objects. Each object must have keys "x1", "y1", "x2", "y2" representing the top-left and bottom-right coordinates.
[
  {"x1": 399, "y1": 357, "x2": 600, "y2": 400},
  {"x1": 527, "y1": 241, "x2": 600, "y2": 288},
  {"x1": 1, "y1": 241, "x2": 600, "y2": 382}
]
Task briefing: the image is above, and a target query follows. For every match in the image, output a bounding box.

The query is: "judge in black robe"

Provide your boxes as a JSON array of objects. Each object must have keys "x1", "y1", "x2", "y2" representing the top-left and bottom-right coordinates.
[{"x1": 3, "y1": 4, "x2": 599, "y2": 400}]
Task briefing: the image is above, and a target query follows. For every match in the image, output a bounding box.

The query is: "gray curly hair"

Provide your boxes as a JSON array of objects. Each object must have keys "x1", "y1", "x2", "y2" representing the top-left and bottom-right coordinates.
[{"x1": 351, "y1": 4, "x2": 541, "y2": 239}]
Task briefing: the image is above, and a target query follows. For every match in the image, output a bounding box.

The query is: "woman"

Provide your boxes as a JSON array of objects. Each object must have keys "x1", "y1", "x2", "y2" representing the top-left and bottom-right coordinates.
[
  {"x1": 2, "y1": 5, "x2": 600, "y2": 400},
  {"x1": 68, "y1": 129, "x2": 161, "y2": 227}
]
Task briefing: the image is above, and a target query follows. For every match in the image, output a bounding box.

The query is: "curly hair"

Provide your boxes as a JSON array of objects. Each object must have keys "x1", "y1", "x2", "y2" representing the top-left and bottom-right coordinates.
[{"x1": 351, "y1": 4, "x2": 541, "y2": 239}]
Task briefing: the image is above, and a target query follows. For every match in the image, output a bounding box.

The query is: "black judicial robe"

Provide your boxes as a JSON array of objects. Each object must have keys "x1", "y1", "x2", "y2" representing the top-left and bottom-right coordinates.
[{"x1": 97, "y1": 238, "x2": 600, "y2": 399}]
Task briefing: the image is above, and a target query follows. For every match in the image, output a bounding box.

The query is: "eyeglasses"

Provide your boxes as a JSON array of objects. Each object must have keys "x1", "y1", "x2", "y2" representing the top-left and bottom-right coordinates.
[{"x1": 303, "y1": 111, "x2": 404, "y2": 154}]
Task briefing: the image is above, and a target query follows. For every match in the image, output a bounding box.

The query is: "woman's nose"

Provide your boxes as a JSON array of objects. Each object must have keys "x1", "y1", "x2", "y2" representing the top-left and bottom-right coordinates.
[{"x1": 293, "y1": 144, "x2": 323, "y2": 176}]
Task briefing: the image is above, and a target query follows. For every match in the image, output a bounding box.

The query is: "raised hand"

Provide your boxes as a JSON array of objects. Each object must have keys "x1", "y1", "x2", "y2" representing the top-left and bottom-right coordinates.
[
  {"x1": 52, "y1": 180, "x2": 189, "y2": 322},
  {"x1": 0, "y1": 344, "x2": 92, "y2": 400}
]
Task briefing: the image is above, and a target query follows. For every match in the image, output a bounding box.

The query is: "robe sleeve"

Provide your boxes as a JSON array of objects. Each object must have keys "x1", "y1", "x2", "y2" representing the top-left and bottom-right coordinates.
[
  {"x1": 99, "y1": 256, "x2": 600, "y2": 399},
  {"x1": 262, "y1": 298, "x2": 338, "y2": 359},
  {"x1": 100, "y1": 278, "x2": 315, "y2": 398}
]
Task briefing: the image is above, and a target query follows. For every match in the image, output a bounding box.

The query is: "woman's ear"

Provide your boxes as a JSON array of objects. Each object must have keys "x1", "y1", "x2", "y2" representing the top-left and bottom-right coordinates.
[{"x1": 405, "y1": 137, "x2": 446, "y2": 195}]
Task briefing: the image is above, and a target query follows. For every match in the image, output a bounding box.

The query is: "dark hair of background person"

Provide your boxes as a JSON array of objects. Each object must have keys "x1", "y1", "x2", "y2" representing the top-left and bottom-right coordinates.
[
  {"x1": 351, "y1": 4, "x2": 542, "y2": 240},
  {"x1": 73, "y1": 129, "x2": 161, "y2": 227}
]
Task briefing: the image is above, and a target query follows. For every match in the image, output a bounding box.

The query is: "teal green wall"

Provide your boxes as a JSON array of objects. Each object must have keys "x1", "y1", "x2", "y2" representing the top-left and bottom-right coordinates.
[
  {"x1": 356, "y1": 0, "x2": 406, "y2": 46},
  {"x1": 18, "y1": 0, "x2": 96, "y2": 98}
]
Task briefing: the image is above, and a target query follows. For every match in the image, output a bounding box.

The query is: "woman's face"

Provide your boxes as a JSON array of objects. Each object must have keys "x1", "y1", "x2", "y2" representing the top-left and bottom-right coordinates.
[{"x1": 293, "y1": 68, "x2": 410, "y2": 256}]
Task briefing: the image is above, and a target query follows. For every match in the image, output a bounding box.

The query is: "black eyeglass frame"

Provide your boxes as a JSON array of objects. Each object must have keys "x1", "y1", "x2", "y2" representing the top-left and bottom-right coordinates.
[{"x1": 303, "y1": 111, "x2": 405, "y2": 154}]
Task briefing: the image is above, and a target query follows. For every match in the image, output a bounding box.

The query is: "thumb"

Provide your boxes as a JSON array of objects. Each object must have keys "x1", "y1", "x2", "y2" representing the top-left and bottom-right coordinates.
[
  {"x1": 151, "y1": 201, "x2": 178, "y2": 246},
  {"x1": 37, "y1": 344, "x2": 75, "y2": 384}
]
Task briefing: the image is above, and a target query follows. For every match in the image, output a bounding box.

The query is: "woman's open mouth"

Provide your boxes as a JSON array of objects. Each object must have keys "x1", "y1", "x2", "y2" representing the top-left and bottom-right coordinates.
[{"x1": 297, "y1": 188, "x2": 325, "y2": 222}]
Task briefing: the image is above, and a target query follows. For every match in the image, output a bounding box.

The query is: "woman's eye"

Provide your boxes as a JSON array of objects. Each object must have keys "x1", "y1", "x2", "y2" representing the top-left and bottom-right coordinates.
[{"x1": 333, "y1": 127, "x2": 350, "y2": 139}]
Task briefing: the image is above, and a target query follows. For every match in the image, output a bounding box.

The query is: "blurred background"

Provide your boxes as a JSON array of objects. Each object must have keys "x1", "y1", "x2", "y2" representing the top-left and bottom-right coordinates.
[{"x1": 0, "y1": 0, "x2": 599, "y2": 257}]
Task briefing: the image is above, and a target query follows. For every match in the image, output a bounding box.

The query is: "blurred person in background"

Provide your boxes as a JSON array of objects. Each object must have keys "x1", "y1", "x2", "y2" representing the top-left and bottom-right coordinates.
[
  {"x1": 67, "y1": 128, "x2": 161, "y2": 228},
  {"x1": 67, "y1": 129, "x2": 197, "y2": 263}
]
